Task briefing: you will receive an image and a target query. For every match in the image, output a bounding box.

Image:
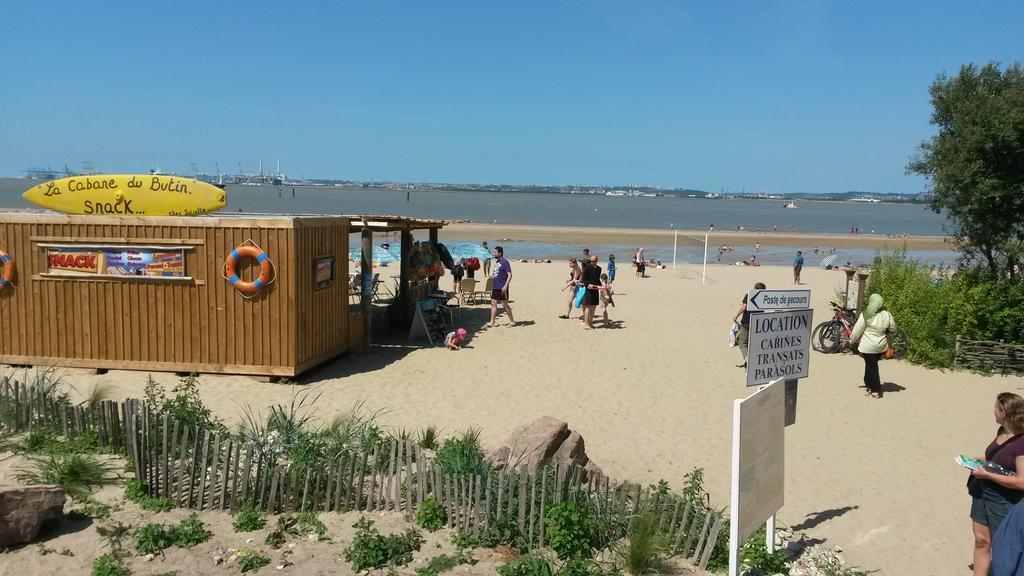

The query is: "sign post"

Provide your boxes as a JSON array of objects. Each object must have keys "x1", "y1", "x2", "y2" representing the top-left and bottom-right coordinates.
[{"x1": 728, "y1": 378, "x2": 786, "y2": 576}]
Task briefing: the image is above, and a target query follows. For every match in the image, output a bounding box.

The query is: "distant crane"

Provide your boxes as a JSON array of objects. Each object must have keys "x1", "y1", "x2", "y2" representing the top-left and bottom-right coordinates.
[{"x1": 191, "y1": 162, "x2": 199, "y2": 179}]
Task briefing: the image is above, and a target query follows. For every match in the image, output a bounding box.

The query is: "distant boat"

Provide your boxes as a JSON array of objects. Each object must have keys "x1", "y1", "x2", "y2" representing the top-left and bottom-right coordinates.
[
  {"x1": 783, "y1": 201, "x2": 798, "y2": 209},
  {"x1": 850, "y1": 197, "x2": 881, "y2": 203}
]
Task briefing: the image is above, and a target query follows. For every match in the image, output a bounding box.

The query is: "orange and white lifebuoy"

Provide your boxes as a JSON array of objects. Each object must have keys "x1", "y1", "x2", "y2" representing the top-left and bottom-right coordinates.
[
  {"x1": 0, "y1": 250, "x2": 13, "y2": 289},
  {"x1": 224, "y1": 244, "x2": 273, "y2": 296}
]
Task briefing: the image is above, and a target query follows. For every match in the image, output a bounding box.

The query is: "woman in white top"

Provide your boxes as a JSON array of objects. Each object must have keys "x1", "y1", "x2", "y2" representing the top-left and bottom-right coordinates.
[{"x1": 849, "y1": 293, "x2": 895, "y2": 398}]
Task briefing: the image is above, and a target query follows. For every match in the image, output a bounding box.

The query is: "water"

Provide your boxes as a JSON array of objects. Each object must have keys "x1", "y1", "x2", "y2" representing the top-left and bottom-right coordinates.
[
  {"x1": 0, "y1": 178, "x2": 955, "y2": 266},
  {"x1": 0, "y1": 178, "x2": 946, "y2": 235}
]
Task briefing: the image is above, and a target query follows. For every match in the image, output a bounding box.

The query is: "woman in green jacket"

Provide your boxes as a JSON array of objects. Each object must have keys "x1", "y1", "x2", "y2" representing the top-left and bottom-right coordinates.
[{"x1": 849, "y1": 293, "x2": 895, "y2": 398}]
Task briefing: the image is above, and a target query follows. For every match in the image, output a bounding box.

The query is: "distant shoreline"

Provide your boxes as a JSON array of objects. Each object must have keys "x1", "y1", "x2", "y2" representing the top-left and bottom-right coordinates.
[{"x1": 440, "y1": 222, "x2": 951, "y2": 252}]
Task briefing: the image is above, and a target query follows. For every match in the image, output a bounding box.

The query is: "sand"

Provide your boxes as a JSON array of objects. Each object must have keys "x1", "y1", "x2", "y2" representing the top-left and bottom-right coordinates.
[
  {"x1": 441, "y1": 223, "x2": 952, "y2": 251},
  {"x1": 2, "y1": 259, "x2": 1019, "y2": 575}
]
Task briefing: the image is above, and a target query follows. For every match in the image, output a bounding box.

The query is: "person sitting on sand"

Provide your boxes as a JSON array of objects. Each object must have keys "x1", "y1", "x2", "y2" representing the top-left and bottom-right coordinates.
[
  {"x1": 599, "y1": 273, "x2": 615, "y2": 322},
  {"x1": 445, "y1": 328, "x2": 467, "y2": 350}
]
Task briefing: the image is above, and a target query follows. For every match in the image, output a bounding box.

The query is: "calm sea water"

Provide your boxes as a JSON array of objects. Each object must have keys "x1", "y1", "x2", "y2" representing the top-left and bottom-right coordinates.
[{"x1": 0, "y1": 178, "x2": 954, "y2": 266}]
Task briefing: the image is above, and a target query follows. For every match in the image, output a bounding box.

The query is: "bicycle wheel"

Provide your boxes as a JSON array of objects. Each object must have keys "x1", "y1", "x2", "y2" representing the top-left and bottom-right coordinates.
[
  {"x1": 819, "y1": 321, "x2": 843, "y2": 353},
  {"x1": 811, "y1": 322, "x2": 829, "y2": 352}
]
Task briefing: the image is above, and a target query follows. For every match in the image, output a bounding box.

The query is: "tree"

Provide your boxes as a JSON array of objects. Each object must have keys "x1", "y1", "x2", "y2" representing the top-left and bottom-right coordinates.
[{"x1": 908, "y1": 62, "x2": 1024, "y2": 278}]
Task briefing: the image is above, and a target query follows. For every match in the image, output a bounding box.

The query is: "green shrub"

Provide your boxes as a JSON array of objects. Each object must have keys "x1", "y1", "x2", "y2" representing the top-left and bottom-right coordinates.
[
  {"x1": 235, "y1": 548, "x2": 271, "y2": 573},
  {"x1": 134, "y1": 522, "x2": 174, "y2": 555},
  {"x1": 497, "y1": 554, "x2": 556, "y2": 576},
  {"x1": 617, "y1": 512, "x2": 666, "y2": 575},
  {"x1": 867, "y1": 250, "x2": 1024, "y2": 368},
  {"x1": 416, "y1": 497, "x2": 447, "y2": 531},
  {"x1": 123, "y1": 479, "x2": 174, "y2": 512},
  {"x1": 298, "y1": 512, "x2": 327, "y2": 538},
  {"x1": 545, "y1": 500, "x2": 598, "y2": 560},
  {"x1": 343, "y1": 517, "x2": 423, "y2": 571},
  {"x1": 232, "y1": 504, "x2": 267, "y2": 532},
  {"x1": 453, "y1": 514, "x2": 521, "y2": 549},
  {"x1": 435, "y1": 429, "x2": 489, "y2": 476},
  {"x1": 144, "y1": 374, "x2": 225, "y2": 432},
  {"x1": 172, "y1": 513, "x2": 211, "y2": 548},
  {"x1": 97, "y1": 521, "x2": 133, "y2": 555},
  {"x1": 418, "y1": 425, "x2": 440, "y2": 450},
  {"x1": 91, "y1": 553, "x2": 130, "y2": 576},
  {"x1": 738, "y1": 526, "x2": 788, "y2": 574},
  {"x1": 16, "y1": 452, "x2": 118, "y2": 501},
  {"x1": 414, "y1": 550, "x2": 476, "y2": 576},
  {"x1": 70, "y1": 499, "x2": 112, "y2": 519}
]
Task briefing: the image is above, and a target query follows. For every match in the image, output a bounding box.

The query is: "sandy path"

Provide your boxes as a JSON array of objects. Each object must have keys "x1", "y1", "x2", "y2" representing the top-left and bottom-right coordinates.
[{"x1": 8, "y1": 260, "x2": 1019, "y2": 575}]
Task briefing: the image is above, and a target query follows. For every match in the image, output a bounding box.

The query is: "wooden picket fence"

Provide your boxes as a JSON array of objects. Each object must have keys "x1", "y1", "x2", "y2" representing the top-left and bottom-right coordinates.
[
  {"x1": 954, "y1": 336, "x2": 1024, "y2": 375},
  {"x1": 0, "y1": 380, "x2": 725, "y2": 570}
]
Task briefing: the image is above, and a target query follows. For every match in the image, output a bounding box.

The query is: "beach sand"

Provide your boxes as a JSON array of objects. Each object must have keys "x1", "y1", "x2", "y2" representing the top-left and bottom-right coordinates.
[
  {"x1": 441, "y1": 222, "x2": 951, "y2": 251},
  {"x1": 2, "y1": 260, "x2": 1017, "y2": 575}
]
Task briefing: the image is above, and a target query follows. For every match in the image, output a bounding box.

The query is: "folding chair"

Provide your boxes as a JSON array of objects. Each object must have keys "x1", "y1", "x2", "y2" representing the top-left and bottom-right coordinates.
[
  {"x1": 474, "y1": 277, "x2": 493, "y2": 303},
  {"x1": 459, "y1": 278, "x2": 478, "y2": 304}
]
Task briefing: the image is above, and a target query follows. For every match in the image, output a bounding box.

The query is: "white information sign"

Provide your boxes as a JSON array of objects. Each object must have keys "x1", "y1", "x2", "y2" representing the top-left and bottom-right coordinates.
[
  {"x1": 729, "y1": 378, "x2": 786, "y2": 576},
  {"x1": 746, "y1": 309, "x2": 813, "y2": 387},
  {"x1": 846, "y1": 277, "x2": 860, "y2": 311},
  {"x1": 746, "y1": 289, "x2": 811, "y2": 312}
]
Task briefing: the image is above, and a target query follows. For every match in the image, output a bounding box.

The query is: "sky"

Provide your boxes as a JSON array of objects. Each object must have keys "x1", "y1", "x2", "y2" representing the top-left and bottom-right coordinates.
[{"x1": 1, "y1": 1, "x2": 1021, "y2": 194}]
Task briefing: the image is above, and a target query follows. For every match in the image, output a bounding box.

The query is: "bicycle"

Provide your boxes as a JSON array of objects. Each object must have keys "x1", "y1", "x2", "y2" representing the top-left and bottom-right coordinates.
[{"x1": 812, "y1": 301, "x2": 857, "y2": 353}]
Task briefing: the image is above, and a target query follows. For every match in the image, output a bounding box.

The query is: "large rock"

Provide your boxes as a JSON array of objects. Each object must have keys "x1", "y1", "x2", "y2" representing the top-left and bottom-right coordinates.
[
  {"x1": 0, "y1": 485, "x2": 65, "y2": 546},
  {"x1": 487, "y1": 417, "x2": 603, "y2": 482}
]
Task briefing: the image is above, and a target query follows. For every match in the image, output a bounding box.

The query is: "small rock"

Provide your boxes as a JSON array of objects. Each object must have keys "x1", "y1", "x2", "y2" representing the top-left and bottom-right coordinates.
[
  {"x1": 288, "y1": 542, "x2": 296, "y2": 549},
  {"x1": 143, "y1": 554, "x2": 155, "y2": 562},
  {"x1": 308, "y1": 533, "x2": 319, "y2": 541},
  {"x1": 246, "y1": 537, "x2": 255, "y2": 544},
  {"x1": 213, "y1": 556, "x2": 224, "y2": 566},
  {"x1": 833, "y1": 545, "x2": 842, "y2": 553}
]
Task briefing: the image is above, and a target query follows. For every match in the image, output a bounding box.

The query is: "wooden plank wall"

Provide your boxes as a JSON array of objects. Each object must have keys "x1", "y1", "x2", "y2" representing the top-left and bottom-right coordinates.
[
  {"x1": 0, "y1": 214, "x2": 353, "y2": 376},
  {"x1": 293, "y1": 218, "x2": 350, "y2": 372}
]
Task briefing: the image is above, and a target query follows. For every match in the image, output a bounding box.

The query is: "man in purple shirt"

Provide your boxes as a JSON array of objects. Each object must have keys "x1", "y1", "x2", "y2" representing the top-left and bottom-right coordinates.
[{"x1": 489, "y1": 246, "x2": 516, "y2": 327}]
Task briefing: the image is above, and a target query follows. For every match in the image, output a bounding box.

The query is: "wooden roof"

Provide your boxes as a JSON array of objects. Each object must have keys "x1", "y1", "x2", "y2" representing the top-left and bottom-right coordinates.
[{"x1": 346, "y1": 214, "x2": 446, "y2": 232}]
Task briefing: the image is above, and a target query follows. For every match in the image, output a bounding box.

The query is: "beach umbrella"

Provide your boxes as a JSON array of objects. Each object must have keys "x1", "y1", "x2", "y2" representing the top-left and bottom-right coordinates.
[
  {"x1": 348, "y1": 245, "x2": 397, "y2": 264},
  {"x1": 819, "y1": 254, "x2": 838, "y2": 269},
  {"x1": 447, "y1": 242, "x2": 491, "y2": 261}
]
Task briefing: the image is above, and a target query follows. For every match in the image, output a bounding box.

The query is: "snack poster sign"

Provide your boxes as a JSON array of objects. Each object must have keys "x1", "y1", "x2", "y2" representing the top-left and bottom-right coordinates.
[{"x1": 45, "y1": 245, "x2": 187, "y2": 279}]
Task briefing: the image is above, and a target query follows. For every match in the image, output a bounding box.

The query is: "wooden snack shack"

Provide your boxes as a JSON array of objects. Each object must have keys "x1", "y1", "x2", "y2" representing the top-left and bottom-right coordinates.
[{"x1": 0, "y1": 213, "x2": 358, "y2": 377}]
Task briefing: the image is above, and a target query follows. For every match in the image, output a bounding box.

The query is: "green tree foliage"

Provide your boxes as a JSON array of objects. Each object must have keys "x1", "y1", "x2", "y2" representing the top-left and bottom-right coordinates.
[{"x1": 908, "y1": 62, "x2": 1024, "y2": 278}]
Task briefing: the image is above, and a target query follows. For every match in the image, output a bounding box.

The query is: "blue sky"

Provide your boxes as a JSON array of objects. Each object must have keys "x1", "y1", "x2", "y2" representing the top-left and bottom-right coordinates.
[{"x1": 1, "y1": 1, "x2": 1020, "y2": 193}]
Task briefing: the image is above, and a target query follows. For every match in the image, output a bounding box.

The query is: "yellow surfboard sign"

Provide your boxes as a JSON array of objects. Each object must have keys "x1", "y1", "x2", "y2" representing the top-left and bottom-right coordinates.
[{"x1": 23, "y1": 175, "x2": 227, "y2": 217}]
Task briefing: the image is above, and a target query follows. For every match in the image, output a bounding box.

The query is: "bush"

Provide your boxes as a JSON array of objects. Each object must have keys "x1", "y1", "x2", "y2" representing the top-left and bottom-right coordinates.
[
  {"x1": 435, "y1": 429, "x2": 489, "y2": 476},
  {"x1": 617, "y1": 512, "x2": 666, "y2": 575},
  {"x1": 497, "y1": 554, "x2": 556, "y2": 576},
  {"x1": 414, "y1": 550, "x2": 476, "y2": 576},
  {"x1": 16, "y1": 452, "x2": 118, "y2": 501},
  {"x1": 418, "y1": 425, "x2": 440, "y2": 450},
  {"x1": 144, "y1": 374, "x2": 225, "y2": 432},
  {"x1": 739, "y1": 526, "x2": 788, "y2": 574},
  {"x1": 91, "y1": 553, "x2": 130, "y2": 576},
  {"x1": 172, "y1": 513, "x2": 211, "y2": 548},
  {"x1": 97, "y1": 521, "x2": 133, "y2": 555},
  {"x1": 416, "y1": 497, "x2": 447, "y2": 531},
  {"x1": 124, "y1": 479, "x2": 174, "y2": 512},
  {"x1": 453, "y1": 513, "x2": 522, "y2": 549},
  {"x1": 134, "y1": 522, "x2": 174, "y2": 555},
  {"x1": 545, "y1": 500, "x2": 599, "y2": 560},
  {"x1": 298, "y1": 512, "x2": 327, "y2": 538},
  {"x1": 343, "y1": 517, "x2": 423, "y2": 571},
  {"x1": 232, "y1": 504, "x2": 267, "y2": 532},
  {"x1": 235, "y1": 548, "x2": 271, "y2": 573},
  {"x1": 868, "y1": 250, "x2": 1024, "y2": 368},
  {"x1": 70, "y1": 499, "x2": 113, "y2": 519}
]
